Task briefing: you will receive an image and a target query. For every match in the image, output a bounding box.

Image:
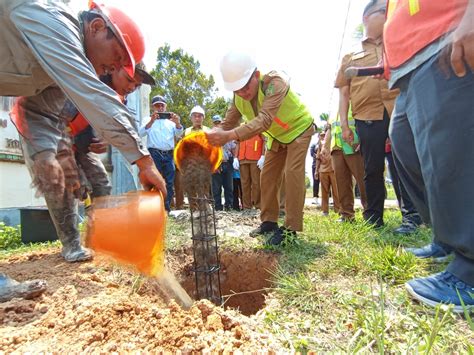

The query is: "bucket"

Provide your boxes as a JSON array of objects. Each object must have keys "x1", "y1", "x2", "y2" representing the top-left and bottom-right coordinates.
[
  {"x1": 85, "y1": 191, "x2": 166, "y2": 276},
  {"x1": 174, "y1": 131, "x2": 222, "y2": 172}
]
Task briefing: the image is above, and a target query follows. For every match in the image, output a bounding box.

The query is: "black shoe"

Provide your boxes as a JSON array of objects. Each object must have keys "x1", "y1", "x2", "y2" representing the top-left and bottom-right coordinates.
[
  {"x1": 249, "y1": 221, "x2": 278, "y2": 237},
  {"x1": 266, "y1": 226, "x2": 297, "y2": 246},
  {"x1": 393, "y1": 222, "x2": 417, "y2": 235}
]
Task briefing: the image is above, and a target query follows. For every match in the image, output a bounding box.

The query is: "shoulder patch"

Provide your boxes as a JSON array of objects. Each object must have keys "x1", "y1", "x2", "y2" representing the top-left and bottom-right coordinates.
[{"x1": 265, "y1": 83, "x2": 275, "y2": 96}]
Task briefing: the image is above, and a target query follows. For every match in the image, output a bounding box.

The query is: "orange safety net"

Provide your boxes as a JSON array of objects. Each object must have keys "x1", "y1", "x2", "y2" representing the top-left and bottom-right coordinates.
[{"x1": 174, "y1": 131, "x2": 223, "y2": 173}]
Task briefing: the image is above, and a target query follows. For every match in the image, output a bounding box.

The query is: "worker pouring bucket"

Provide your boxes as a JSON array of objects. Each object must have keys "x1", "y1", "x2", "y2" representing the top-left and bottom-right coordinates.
[
  {"x1": 85, "y1": 191, "x2": 166, "y2": 276},
  {"x1": 174, "y1": 131, "x2": 223, "y2": 173}
]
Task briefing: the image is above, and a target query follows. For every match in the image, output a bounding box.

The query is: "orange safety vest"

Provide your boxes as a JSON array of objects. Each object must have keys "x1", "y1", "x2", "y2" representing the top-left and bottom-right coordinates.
[
  {"x1": 67, "y1": 94, "x2": 125, "y2": 137},
  {"x1": 384, "y1": 0, "x2": 467, "y2": 70},
  {"x1": 68, "y1": 113, "x2": 89, "y2": 136},
  {"x1": 238, "y1": 135, "x2": 264, "y2": 161}
]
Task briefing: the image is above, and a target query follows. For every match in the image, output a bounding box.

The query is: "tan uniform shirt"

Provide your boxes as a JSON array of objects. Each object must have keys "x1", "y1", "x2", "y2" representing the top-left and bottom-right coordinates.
[
  {"x1": 317, "y1": 143, "x2": 333, "y2": 173},
  {"x1": 221, "y1": 71, "x2": 289, "y2": 141},
  {"x1": 335, "y1": 39, "x2": 399, "y2": 120}
]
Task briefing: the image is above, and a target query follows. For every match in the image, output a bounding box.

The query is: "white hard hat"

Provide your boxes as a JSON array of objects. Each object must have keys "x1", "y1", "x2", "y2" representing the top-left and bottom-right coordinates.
[
  {"x1": 220, "y1": 51, "x2": 257, "y2": 92},
  {"x1": 190, "y1": 105, "x2": 205, "y2": 116}
]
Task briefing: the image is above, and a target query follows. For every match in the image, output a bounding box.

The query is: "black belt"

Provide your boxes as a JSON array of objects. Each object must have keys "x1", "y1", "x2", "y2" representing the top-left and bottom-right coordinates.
[{"x1": 149, "y1": 148, "x2": 173, "y2": 154}]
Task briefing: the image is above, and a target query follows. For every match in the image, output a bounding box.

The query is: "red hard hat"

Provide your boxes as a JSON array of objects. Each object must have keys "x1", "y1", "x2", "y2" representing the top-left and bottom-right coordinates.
[{"x1": 89, "y1": 2, "x2": 145, "y2": 78}]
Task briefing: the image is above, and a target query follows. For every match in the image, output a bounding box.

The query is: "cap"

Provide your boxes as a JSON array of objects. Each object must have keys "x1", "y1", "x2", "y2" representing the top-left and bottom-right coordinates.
[
  {"x1": 151, "y1": 95, "x2": 166, "y2": 106},
  {"x1": 135, "y1": 62, "x2": 155, "y2": 86},
  {"x1": 212, "y1": 114, "x2": 222, "y2": 122}
]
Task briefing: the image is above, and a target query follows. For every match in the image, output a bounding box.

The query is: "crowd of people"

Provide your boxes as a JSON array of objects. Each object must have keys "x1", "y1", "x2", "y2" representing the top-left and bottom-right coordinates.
[{"x1": 0, "y1": 0, "x2": 472, "y2": 313}]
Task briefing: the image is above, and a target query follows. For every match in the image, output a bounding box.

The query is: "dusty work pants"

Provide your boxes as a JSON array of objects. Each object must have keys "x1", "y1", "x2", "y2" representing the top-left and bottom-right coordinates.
[
  {"x1": 389, "y1": 52, "x2": 474, "y2": 285},
  {"x1": 319, "y1": 171, "x2": 340, "y2": 214},
  {"x1": 331, "y1": 149, "x2": 367, "y2": 219},
  {"x1": 239, "y1": 161, "x2": 261, "y2": 209},
  {"x1": 21, "y1": 139, "x2": 82, "y2": 252},
  {"x1": 75, "y1": 150, "x2": 111, "y2": 198},
  {"x1": 260, "y1": 126, "x2": 314, "y2": 231}
]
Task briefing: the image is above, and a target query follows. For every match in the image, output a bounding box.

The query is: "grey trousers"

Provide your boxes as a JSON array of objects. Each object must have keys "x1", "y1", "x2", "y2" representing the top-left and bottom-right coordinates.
[{"x1": 389, "y1": 52, "x2": 474, "y2": 285}]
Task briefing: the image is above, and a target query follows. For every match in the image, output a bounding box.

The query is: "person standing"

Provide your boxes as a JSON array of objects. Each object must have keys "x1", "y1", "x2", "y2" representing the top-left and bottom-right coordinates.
[
  {"x1": 336, "y1": 0, "x2": 399, "y2": 228},
  {"x1": 233, "y1": 134, "x2": 265, "y2": 210},
  {"x1": 139, "y1": 95, "x2": 183, "y2": 211},
  {"x1": 309, "y1": 142, "x2": 320, "y2": 206},
  {"x1": 384, "y1": 0, "x2": 474, "y2": 310},
  {"x1": 211, "y1": 115, "x2": 236, "y2": 211},
  {"x1": 207, "y1": 51, "x2": 315, "y2": 245},
  {"x1": 317, "y1": 131, "x2": 340, "y2": 215},
  {"x1": 322, "y1": 116, "x2": 367, "y2": 222},
  {"x1": 184, "y1": 106, "x2": 210, "y2": 136}
]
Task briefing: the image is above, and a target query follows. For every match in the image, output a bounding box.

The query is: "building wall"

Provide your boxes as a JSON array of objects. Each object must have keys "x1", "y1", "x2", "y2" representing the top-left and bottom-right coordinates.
[{"x1": 0, "y1": 97, "x2": 45, "y2": 210}]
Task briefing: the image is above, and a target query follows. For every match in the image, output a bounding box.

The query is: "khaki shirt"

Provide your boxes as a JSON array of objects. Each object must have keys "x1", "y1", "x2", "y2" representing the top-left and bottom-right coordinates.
[
  {"x1": 317, "y1": 143, "x2": 333, "y2": 173},
  {"x1": 335, "y1": 39, "x2": 399, "y2": 120},
  {"x1": 221, "y1": 71, "x2": 289, "y2": 142}
]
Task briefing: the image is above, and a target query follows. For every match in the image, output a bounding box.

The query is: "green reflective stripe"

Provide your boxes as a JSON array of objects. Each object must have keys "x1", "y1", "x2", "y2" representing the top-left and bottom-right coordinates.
[{"x1": 234, "y1": 76, "x2": 313, "y2": 148}]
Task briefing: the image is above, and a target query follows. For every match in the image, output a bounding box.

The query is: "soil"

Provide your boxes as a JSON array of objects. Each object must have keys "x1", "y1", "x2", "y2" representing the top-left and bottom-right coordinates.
[{"x1": 0, "y1": 247, "x2": 281, "y2": 352}]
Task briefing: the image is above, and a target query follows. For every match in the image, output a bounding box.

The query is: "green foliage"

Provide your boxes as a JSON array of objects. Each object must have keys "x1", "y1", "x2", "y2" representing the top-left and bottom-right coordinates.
[
  {"x1": 150, "y1": 44, "x2": 229, "y2": 128},
  {"x1": 0, "y1": 223, "x2": 22, "y2": 249},
  {"x1": 319, "y1": 113, "x2": 329, "y2": 122}
]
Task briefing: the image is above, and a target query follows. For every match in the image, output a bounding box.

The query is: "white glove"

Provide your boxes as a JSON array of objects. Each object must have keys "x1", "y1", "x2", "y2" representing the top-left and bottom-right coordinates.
[
  {"x1": 233, "y1": 158, "x2": 240, "y2": 170},
  {"x1": 257, "y1": 155, "x2": 265, "y2": 170}
]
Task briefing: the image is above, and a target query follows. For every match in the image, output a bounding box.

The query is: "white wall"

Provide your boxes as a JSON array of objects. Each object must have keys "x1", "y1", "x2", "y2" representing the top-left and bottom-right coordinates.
[{"x1": 0, "y1": 97, "x2": 45, "y2": 208}]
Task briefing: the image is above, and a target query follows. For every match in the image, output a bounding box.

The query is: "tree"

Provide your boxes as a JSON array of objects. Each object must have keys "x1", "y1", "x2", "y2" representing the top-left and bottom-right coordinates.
[{"x1": 150, "y1": 44, "x2": 228, "y2": 128}]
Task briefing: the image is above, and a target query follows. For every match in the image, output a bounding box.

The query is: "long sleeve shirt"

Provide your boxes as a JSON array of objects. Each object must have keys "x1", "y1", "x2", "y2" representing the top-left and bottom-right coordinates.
[
  {"x1": 139, "y1": 117, "x2": 183, "y2": 151},
  {"x1": 0, "y1": 0, "x2": 148, "y2": 162},
  {"x1": 221, "y1": 71, "x2": 290, "y2": 142}
]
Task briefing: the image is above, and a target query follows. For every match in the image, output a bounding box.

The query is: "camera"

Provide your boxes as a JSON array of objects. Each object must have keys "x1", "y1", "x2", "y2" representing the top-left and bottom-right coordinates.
[{"x1": 154, "y1": 112, "x2": 172, "y2": 120}]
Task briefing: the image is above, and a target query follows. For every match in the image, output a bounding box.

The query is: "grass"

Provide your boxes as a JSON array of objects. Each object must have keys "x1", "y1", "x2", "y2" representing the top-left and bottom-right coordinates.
[
  {"x1": 2, "y1": 207, "x2": 472, "y2": 352},
  {"x1": 262, "y1": 208, "x2": 474, "y2": 352}
]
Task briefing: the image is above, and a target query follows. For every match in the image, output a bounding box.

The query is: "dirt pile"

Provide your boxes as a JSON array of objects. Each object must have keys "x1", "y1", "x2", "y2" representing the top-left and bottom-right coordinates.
[{"x1": 0, "y1": 249, "x2": 280, "y2": 352}]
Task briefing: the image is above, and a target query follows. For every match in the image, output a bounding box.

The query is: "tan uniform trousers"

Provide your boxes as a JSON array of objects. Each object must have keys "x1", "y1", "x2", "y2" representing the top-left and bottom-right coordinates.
[
  {"x1": 173, "y1": 169, "x2": 184, "y2": 209},
  {"x1": 240, "y1": 160, "x2": 261, "y2": 209},
  {"x1": 331, "y1": 149, "x2": 367, "y2": 219},
  {"x1": 319, "y1": 171, "x2": 340, "y2": 214},
  {"x1": 260, "y1": 126, "x2": 314, "y2": 231}
]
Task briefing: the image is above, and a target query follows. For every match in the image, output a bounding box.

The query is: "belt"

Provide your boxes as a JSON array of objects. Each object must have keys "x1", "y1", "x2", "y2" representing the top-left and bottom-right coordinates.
[{"x1": 148, "y1": 148, "x2": 173, "y2": 154}]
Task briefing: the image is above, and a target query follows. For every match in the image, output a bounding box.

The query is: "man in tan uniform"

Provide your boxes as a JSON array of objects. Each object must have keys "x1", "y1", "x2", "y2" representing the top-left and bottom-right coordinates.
[
  {"x1": 322, "y1": 118, "x2": 367, "y2": 222},
  {"x1": 316, "y1": 131, "x2": 340, "y2": 216},
  {"x1": 207, "y1": 51, "x2": 315, "y2": 245},
  {"x1": 336, "y1": 0, "x2": 398, "y2": 227}
]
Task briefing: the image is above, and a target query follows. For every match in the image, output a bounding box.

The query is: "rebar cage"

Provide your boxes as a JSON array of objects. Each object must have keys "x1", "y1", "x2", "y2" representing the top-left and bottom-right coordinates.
[{"x1": 188, "y1": 196, "x2": 222, "y2": 305}]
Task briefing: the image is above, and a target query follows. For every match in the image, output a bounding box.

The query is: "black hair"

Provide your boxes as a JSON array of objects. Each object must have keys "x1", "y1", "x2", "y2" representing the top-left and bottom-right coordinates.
[
  {"x1": 80, "y1": 11, "x2": 115, "y2": 39},
  {"x1": 363, "y1": 0, "x2": 382, "y2": 16}
]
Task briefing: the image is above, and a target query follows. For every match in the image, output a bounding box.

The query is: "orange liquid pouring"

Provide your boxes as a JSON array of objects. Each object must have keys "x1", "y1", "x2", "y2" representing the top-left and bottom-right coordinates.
[{"x1": 86, "y1": 191, "x2": 166, "y2": 276}]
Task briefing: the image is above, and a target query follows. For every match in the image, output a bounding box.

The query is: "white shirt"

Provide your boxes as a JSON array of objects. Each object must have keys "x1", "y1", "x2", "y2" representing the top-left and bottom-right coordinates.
[{"x1": 139, "y1": 117, "x2": 183, "y2": 151}]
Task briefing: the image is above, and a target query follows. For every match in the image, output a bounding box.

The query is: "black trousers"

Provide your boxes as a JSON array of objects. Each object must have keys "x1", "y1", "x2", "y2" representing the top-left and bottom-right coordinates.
[
  {"x1": 355, "y1": 110, "x2": 390, "y2": 226},
  {"x1": 311, "y1": 165, "x2": 320, "y2": 198},
  {"x1": 386, "y1": 151, "x2": 422, "y2": 226}
]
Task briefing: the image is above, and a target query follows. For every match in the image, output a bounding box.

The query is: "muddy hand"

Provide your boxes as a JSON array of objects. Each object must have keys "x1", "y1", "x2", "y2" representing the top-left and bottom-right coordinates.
[
  {"x1": 56, "y1": 149, "x2": 81, "y2": 193},
  {"x1": 32, "y1": 150, "x2": 65, "y2": 198},
  {"x1": 88, "y1": 138, "x2": 108, "y2": 154},
  {"x1": 136, "y1": 156, "x2": 167, "y2": 197}
]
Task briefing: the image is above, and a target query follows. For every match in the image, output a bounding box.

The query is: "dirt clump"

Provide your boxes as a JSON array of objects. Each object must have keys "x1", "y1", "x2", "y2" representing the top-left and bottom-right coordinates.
[{"x1": 0, "y1": 248, "x2": 280, "y2": 352}]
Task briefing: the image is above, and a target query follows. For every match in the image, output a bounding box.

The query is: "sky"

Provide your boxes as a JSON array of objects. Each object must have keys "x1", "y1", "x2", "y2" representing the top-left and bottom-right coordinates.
[{"x1": 70, "y1": 0, "x2": 369, "y2": 180}]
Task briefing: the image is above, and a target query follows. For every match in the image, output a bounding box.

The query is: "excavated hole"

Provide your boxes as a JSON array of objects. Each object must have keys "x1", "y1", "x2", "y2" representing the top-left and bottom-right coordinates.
[{"x1": 170, "y1": 249, "x2": 279, "y2": 316}]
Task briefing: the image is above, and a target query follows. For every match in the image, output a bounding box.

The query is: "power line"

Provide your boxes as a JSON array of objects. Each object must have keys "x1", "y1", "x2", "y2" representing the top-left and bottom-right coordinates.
[{"x1": 328, "y1": 0, "x2": 352, "y2": 116}]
